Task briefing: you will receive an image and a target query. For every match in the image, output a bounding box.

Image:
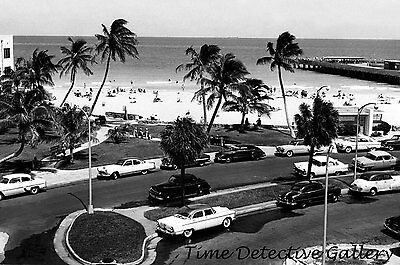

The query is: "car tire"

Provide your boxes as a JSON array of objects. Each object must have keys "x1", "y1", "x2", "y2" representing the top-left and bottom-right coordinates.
[
  {"x1": 222, "y1": 217, "x2": 232, "y2": 228},
  {"x1": 286, "y1": 150, "x2": 294, "y2": 157},
  {"x1": 141, "y1": 170, "x2": 148, "y2": 175},
  {"x1": 369, "y1": 188, "x2": 377, "y2": 196},
  {"x1": 335, "y1": 171, "x2": 342, "y2": 176},
  {"x1": 388, "y1": 146, "x2": 394, "y2": 151},
  {"x1": 226, "y1": 158, "x2": 231, "y2": 163},
  {"x1": 331, "y1": 195, "x2": 339, "y2": 203},
  {"x1": 173, "y1": 165, "x2": 178, "y2": 170},
  {"x1": 310, "y1": 173, "x2": 316, "y2": 179},
  {"x1": 345, "y1": 146, "x2": 352, "y2": 153},
  {"x1": 111, "y1": 172, "x2": 120, "y2": 180},
  {"x1": 183, "y1": 229, "x2": 193, "y2": 238},
  {"x1": 30, "y1": 187, "x2": 39, "y2": 195}
]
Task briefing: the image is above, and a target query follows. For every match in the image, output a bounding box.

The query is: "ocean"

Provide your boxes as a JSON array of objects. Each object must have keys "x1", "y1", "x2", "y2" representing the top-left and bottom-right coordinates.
[{"x1": 14, "y1": 36, "x2": 400, "y2": 90}]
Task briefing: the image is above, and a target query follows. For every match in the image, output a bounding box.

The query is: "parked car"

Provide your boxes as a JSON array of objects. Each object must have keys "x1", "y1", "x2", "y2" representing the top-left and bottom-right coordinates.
[
  {"x1": 349, "y1": 171, "x2": 400, "y2": 196},
  {"x1": 293, "y1": 156, "x2": 349, "y2": 178},
  {"x1": 381, "y1": 135, "x2": 400, "y2": 151},
  {"x1": 214, "y1": 145, "x2": 265, "y2": 163},
  {"x1": 160, "y1": 154, "x2": 211, "y2": 170},
  {"x1": 335, "y1": 135, "x2": 381, "y2": 153},
  {"x1": 384, "y1": 215, "x2": 400, "y2": 236},
  {"x1": 209, "y1": 135, "x2": 240, "y2": 146},
  {"x1": 0, "y1": 173, "x2": 47, "y2": 200},
  {"x1": 156, "y1": 203, "x2": 236, "y2": 238},
  {"x1": 148, "y1": 174, "x2": 210, "y2": 202},
  {"x1": 275, "y1": 139, "x2": 326, "y2": 157},
  {"x1": 352, "y1": 150, "x2": 400, "y2": 171},
  {"x1": 276, "y1": 181, "x2": 341, "y2": 209},
  {"x1": 97, "y1": 157, "x2": 156, "y2": 179}
]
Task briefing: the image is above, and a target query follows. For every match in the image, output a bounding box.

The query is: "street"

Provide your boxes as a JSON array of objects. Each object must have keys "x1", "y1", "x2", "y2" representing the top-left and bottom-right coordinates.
[{"x1": 0, "y1": 150, "x2": 399, "y2": 263}]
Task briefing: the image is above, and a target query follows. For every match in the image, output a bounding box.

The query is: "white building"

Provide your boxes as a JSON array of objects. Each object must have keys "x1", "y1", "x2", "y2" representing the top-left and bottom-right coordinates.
[{"x1": 0, "y1": 35, "x2": 14, "y2": 75}]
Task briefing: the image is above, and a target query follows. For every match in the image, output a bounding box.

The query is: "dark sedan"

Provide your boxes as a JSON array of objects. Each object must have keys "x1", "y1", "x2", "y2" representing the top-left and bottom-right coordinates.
[
  {"x1": 160, "y1": 154, "x2": 211, "y2": 170},
  {"x1": 214, "y1": 145, "x2": 266, "y2": 163},
  {"x1": 384, "y1": 215, "x2": 400, "y2": 236},
  {"x1": 276, "y1": 181, "x2": 341, "y2": 209},
  {"x1": 148, "y1": 174, "x2": 210, "y2": 202}
]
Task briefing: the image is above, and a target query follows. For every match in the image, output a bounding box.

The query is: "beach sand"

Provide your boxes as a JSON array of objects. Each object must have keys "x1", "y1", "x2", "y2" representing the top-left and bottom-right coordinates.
[{"x1": 47, "y1": 82, "x2": 400, "y2": 127}]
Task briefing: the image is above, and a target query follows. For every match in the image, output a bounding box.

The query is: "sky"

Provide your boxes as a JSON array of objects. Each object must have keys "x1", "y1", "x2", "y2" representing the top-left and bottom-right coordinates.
[{"x1": 1, "y1": 0, "x2": 400, "y2": 39}]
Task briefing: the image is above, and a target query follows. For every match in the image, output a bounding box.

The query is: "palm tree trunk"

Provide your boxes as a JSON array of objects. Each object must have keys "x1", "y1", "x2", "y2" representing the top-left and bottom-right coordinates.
[
  {"x1": 278, "y1": 66, "x2": 295, "y2": 138},
  {"x1": 202, "y1": 93, "x2": 207, "y2": 127},
  {"x1": 206, "y1": 96, "x2": 223, "y2": 134},
  {"x1": 181, "y1": 167, "x2": 186, "y2": 206},
  {"x1": 69, "y1": 146, "x2": 74, "y2": 163},
  {"x1": 240, "y1": 112, "x2": 246, "y2": 132},
  {"x1": 0, "y1": 141, "x2": 25, "y2": 164},
  {"x1": 90, "y1": 53, "x2": 111, "y2": 115},
  {"x1": 60, "y1": 71, "x2": 76, "y2": 107},
  {"x1": 307, "y1": 144, "x2": 315, "y2": 180}
]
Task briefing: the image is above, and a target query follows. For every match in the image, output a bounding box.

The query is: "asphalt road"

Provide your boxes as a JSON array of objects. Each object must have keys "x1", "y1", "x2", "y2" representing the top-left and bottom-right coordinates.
[
  {"x1": 154, "y1": 192, "x2": 400, "y2": 265},
  {"x1": 0, "y1": 150, "x2": 399, "y2": 262}
]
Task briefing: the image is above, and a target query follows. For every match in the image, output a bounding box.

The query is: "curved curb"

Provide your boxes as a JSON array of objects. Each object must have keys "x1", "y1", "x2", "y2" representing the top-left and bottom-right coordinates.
[{"x1": 55, "y1": 209, "x2": 159, "y2": 265}]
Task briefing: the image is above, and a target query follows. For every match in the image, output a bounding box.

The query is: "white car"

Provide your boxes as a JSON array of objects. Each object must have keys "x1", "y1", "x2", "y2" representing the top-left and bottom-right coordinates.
[
  {"x1": 97, "y1": 157, "x2": 156, "y2": 179},
  {"x1": 349, "y1": 171, "x2": 400, "y2": 196},
  {"x1": 335, "y1": 135, "x2": 381, "y2": 153},
  {"x1": 156, "y1": 204, "x2": 236, "y2": 238},
  {"x1": 293, "y1": 156, "x2": 349, "y2": 178},
  {"x1": 0, "y1": 173, "x2": 47, "y2": 200}
]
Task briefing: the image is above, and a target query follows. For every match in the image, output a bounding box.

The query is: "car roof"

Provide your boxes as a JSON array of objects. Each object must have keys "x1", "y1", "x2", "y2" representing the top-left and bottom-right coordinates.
[
  {"x1": 313, "y1": 156, "x2": 332, "y2": 162},
  {"x1": 368, "y1": 150, "x2": 391, "y2": 156},
  {"x1": 293, "y1": 181, "x2": 321, "y2": 187},
  {"x1": 170, "y1": 173, "x2": 196, "y2": 178},
  {"x1": 2, "y1": 173, "x2": 31, "y2": 179},
  {"x1": 118, "y1": 157, "x2": 140, "y2": 160},
  {"x1": 181, "y1": 203, "x2": 211, "y2": 211},
  {"x1": 360, "y1": 170, "x2": 399, "y2": 177}
]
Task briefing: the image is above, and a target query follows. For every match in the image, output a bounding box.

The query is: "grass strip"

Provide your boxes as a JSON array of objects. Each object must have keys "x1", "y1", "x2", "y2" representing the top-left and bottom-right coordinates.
[{"x1": 68, "y1": 211, "x2": 146, "y2": 263}]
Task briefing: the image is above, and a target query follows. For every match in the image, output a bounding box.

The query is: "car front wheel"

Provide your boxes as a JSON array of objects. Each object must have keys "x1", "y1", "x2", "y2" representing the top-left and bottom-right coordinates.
[
  {"x1": 345, "y1": 147, "x2": 352, "y2": 153},
  {"x1": 388, "y1": 146, "x2": 394, "y2": 151},
  {"x1": 225, "y1": 158, "x2": 231, "y2": 163},
  {"x1": 30, "y1": 187, "x2": 39, "y2": 195},
  {"x1": 111, "y1": 172, "x2": 120, "y2": 180},
  {"x1": 222, "y1": 217, "x2": 232, "y2": 228},
  {"x1": 286, "y1": 150, "x2": 293, "y2": 157},
  {"x1": 183, "y1": 229, "x2": 193, "y2": 238},
  {"x1": 370, "y1": 188, "x2": 377, "y2": 196},
  {"x1": 141, "y1": 170, "x2": 148, "y2": 175},
  {"x1": 331, "y1": 195, "x2": 339, "y2": 203}
]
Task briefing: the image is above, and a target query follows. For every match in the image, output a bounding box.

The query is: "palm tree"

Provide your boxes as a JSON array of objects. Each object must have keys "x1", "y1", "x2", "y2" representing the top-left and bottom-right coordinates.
[
  {"x1": 107, "y1": 126, "x2": 129, "y2": 144},
  {"x1": 58, "y1": 37, "x2": 93, "y2": 107},
  {"x1": 17, "y1": 49, "x2": 59, "y2": 90},
  {"x1": 0, "y1": 88, "x2": 54, "y2": 163},
  {"x1": 257, "y1": 31, "x2": 303, "y2": 138},
  {"x1": 160, "y1": 117, "x2": 208, "y2": 206},
  {"x1": 54, "y1": 104, "x2": 97, "y2": 163},
  {"x1": 176, "y1": 44, "x2": 221, "y2": 127},
  {"x1": 90, "y1": 19, "x2": 139, "y2": 115},
  {"x1": 222, "y1": 78, "x2": 272, "y2": 131},
  {"x1": 294, "y1": 95, "x2": 339, "y2": 179},
  {"x1": 196, "y1": 53, "x2": 249, "y2": 134}
]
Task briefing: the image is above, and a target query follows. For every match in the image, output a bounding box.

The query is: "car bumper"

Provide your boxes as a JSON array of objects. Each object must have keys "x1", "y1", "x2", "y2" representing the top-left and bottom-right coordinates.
[
  {"x1": 156, "y1": 226, "x2": 180, "y2": 236},
  {"x1": 348, "y1": 188, "x2": 369, "y2": 195},
  {"x1": 276, "y1": 200, "x2": 298, "y2": 208},
  {"x1": 293, "y1": 167, "x2": 307, "y2": 177}
]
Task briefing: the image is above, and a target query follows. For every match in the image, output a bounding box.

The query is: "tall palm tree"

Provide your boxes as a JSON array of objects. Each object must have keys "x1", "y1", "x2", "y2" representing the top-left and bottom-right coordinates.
[
  {"x1": 0, "y1": 88, "x2": 54, "y2": 163},
  {"x1": 294, "y1": 95, "x2": 339, "y2": 179},
  {"x1": 58, "y1": 37, "x2": 93, "y2": 107},
  {"x1": 196, "y1": 53, "x2": 249, "y2": 134},
  {"x1": 257, "y1": 31, "x2": 303, "y2": 138},
  {"x1": 17, "y1": 49, "x2": 59, "y2": 90},
  {"x1": 160, "y1": 117, "x2": 208, "y2": 206},
  {"x1": 222, "y1": 78, "x2": 272, "y2": 131},
  {"x1": 90, "y1": 19, "x2": 139, "y2": 115},
  {"x1": 176, "y1": 44, "x2": 221, "y2": 127}
]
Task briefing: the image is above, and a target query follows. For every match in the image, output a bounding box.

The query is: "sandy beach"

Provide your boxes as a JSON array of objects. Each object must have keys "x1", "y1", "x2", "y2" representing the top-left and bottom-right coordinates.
[{"x1": 47, "y1": 80, "x2": 400, "y2": 127}]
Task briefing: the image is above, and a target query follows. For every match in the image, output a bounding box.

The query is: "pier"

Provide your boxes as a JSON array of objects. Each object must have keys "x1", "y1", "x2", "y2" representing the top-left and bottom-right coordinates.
[{"x1": 294, "y1": 58, "x2": 400, "y2": 85}]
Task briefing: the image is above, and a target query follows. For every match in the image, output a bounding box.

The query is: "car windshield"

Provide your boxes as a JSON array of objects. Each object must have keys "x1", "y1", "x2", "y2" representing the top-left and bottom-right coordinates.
[
  {"x1": 365, "y1": 153, "x2": 378, "y2": 160},
  {"x1": 359, "y1": 174, "x2": 373, "y2": 181},
  {"x1": 116, "y1": 160, "x2": 125, "y2": 165},
  {"x1": 0, "y1": 178, "x2": 9, "y2": 184},
  {"x1": 175, "y1": 211, "x2": 190, "y2": 219},
  {"x1": 312, "y1": 159, "x2": 325, "y2": 167},
  {"x1": 291, "y1": 184, "x2": 304, "y2": 191}
]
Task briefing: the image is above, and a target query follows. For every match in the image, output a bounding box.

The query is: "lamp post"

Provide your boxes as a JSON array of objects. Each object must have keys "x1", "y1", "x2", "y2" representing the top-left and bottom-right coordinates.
[
  {"x1": 322, "y1": 144, "x2": 334, "y2": 265},
  {"x1": 354, "y1": 103, "x2": 376, "y2": 181},
  {"x1": 78, "y1": 107, "x2": 94, "y2": 214}
]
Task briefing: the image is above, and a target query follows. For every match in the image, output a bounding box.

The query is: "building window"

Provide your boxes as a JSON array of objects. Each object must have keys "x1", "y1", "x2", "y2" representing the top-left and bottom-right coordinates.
[{"x1": 3, "y1": 48, "x2": 10, "y2": 59}]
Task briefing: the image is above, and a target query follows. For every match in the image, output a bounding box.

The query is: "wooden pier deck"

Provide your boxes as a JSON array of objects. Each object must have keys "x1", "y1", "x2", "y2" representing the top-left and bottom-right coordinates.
[{"x1": 294, "y1": 59, "x2": 400, "y2": 85}]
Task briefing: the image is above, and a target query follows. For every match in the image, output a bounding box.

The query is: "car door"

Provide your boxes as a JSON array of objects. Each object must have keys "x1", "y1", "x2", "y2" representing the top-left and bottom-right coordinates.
[
  {"x1": 6, "y1": 177, "x2": 24, "y2": 196},
  {"x1": 204, "y1": 208, "x2": 218, "y2": 227},
  {"x1": 191, "y1": 210, "x2": 206, "y2": 230},
  {"x1": 21, "y1": 176, "x2": 34, "y2": 191},
  {"x1": 373, "y1": 175, "x2": 387, "y2": 191},
  {"x1": 382, "y1": 174, "x2": 395, "y2": 191},
  {"x1": 121, "y1": 160, "x2": 133, "y2": 175},
  {"x1": 184, "y1": 177, "x2": 198, "y2": 196},
  {"x1": 131, "y1": 159, "x2": 143, "y2": 172},
  {"x1": 373, "y1": 156, "x2": 384, "y2": 170},
  {"x1": 304, "y1": 183, "x2": 324, "y2": 203},
  {"x1": 382, "y1": 155, "x2": 395, "y2": 169}
]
